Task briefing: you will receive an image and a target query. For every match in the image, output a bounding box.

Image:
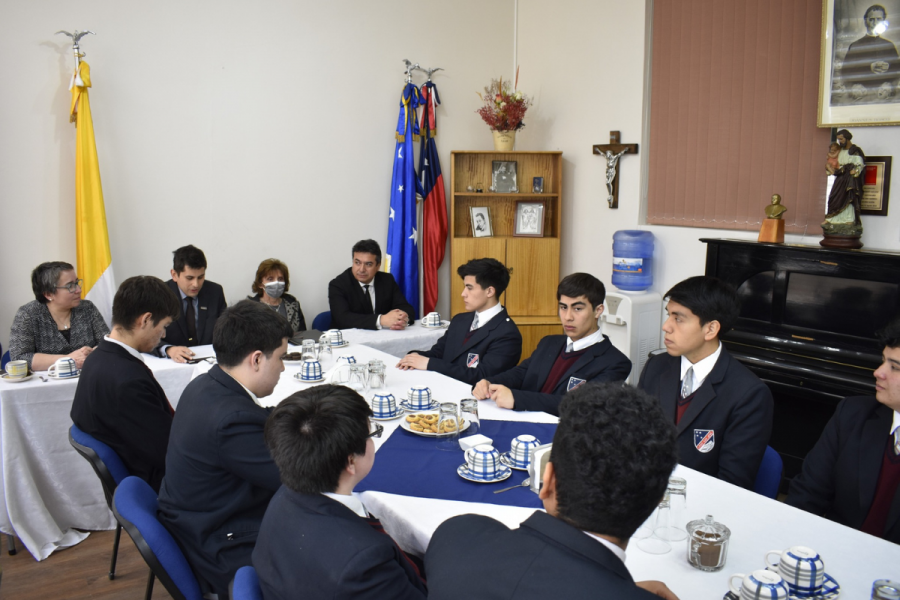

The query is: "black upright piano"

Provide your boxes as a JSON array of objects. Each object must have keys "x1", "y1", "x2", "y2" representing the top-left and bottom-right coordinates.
[{"x1": 702, "y1": 239, "x2": 900, "y2": 491}]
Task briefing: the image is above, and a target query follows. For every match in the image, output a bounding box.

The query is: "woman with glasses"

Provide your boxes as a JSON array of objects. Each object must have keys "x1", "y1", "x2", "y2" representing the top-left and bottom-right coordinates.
[{"x1": 9, "y1": 261, "x2": 109, "y2": 371}]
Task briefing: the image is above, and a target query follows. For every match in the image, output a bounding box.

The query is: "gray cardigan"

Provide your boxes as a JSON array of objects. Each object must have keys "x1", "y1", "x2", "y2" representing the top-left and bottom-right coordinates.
[{"x1": 9, "y1": 300, "x2": 109, "y2": 367}]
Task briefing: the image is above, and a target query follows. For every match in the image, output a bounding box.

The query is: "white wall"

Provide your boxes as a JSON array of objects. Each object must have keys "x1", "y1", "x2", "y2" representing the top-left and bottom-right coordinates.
[{"x1": 0, "y1": 0, "x2": 514, "y2": 349}]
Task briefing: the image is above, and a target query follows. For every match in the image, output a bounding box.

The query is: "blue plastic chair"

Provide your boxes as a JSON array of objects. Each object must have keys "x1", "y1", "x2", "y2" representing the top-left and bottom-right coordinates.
[
  {"x1": 312, "y1": 311, "x2": 332, "y2": 331},
  {"x1": 754, "y1": 445, "x2": 783, "y2": 499},
  {"x1": 112, "y1": 477, "x2": 203, "y2": 600},
  {"x1": 69, "y1": 424, "x2": 130, "y2": 579},
  {"x1": 232, "y1": 565, "x2": 263, "y2": 600}
]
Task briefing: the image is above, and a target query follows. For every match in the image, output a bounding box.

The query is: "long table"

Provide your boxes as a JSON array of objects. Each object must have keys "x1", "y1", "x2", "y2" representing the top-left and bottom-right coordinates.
[{"x1": 333, "y1": 319, "x2": 446, "y2": 356}]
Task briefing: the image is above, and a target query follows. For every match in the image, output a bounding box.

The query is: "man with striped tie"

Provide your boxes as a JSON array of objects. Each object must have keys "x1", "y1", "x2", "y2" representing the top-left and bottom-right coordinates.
[
  {"x1": 788, "y1": 315, "x2": 900, "y2": 544},
  {"x1": 637, "y1": 276, "x2": 773, "y2": 490}
]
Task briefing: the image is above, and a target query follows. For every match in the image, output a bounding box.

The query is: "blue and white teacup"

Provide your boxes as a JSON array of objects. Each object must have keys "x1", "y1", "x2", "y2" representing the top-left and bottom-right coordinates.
[
  {"x1": 764, "y1": 546, "x2": 825, "y2": 595},
  {"x1": 336, "y1": 355, "x2": 357, "y2": 366},
  {"x1": 423, "y1": 311, "x2": 442, "y2": 327},
  {"x1": 327, "y1": 329, "x2": 344, "y2": 345},
  {"x1": 407, "y1": 386, "x2": 433, "y2": 410},
  {"x1": 371, "y1": 393, "x2": 399, "y2": 419},
  {"x1": 729, "y1": 570, "x2": 789, "y2": 600},
  {"x1": 300, "y1": 359, "x2": 323, "y2": 381},
  {"x1": 509, "y1": 435, "x2": 541, "y2": 469},
  {"x1": 48, "y1": 357, "x2": 78, "y2": 378},
  {"x1": 464, "y1": 444, "x2": 502, "y2": 480}
]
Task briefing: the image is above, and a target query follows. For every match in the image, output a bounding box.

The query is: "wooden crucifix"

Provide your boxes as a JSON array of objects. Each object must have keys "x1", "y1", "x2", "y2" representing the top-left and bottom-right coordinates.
[{"x1": 593, "y1": 131, "x2": 638, "y2": 209}]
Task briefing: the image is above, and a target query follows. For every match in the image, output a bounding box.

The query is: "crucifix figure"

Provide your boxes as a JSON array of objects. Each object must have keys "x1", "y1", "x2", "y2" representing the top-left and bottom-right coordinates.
[{"x1": 593, "y1": 131, "x2": 638, "y2": 209}]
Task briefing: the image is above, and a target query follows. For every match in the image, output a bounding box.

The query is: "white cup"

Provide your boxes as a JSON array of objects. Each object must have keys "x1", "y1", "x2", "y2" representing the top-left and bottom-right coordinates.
[
  {"x1": 48, "y1": 357, "x2": 78, "y2": 378},
  {"x1": 407, "y1": 386, "x2": 433, "y2": 409},
  {"x1": 423, "y1": 312, "x2": 442, "y2": 326},
  {"x1": 371, "y1": 393, "x2": 398, "y2": 418},
  {"x1": 299, "y1": 359, "x2": 323, "y2": 381},
  {"x1": 464, "y1": 444, "x2": 501, "y2": 479},
  {"x1": 509, "y1": 435, "x2": 541, "y2": 469},
  {"x1": 327, "y1": 329, "x2": 344, "y2": 345},
  {"x1": 336, "y1": 355, "x2": 357, "y2": 366},
  {"x1": 5, "y1": 360, "x2": 28, "y2": 378},
  {"x1": 729, "y1": 570, "x2": 789, "y2": 600},
  {"x1": 764, "y1": 546, "x2": 825, "y2": 594}
]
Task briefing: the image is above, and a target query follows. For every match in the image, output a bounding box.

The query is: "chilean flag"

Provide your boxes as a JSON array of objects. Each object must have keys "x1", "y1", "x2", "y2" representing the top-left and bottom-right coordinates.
[{"x1": 418, "y1": 81, "x2": 448, "y2": 316}]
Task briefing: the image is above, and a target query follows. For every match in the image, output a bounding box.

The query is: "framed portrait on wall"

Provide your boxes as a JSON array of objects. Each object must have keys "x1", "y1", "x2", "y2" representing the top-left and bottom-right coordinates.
[
  {"x1": 514, "y1": 201, "x2": 544, "y2": 237},
  {"x1": 861, "y1": 155, "x2": 892, "y2": 215},
  {"x1": 818, "y1": 0, "x2": 900, "y2": 127},
  {"x1": 470, "y1": 206, "x2": 493, "y2": 237},
  {"x1": 491, "y1": 161, "x2": 518, "y2": 193}
]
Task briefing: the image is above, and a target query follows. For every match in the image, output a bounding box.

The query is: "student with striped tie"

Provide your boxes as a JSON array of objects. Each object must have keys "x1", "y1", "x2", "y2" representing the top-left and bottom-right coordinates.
[
  {"x1": 637, "y1": 276, "x2": 773, "y2": 490},
  {"x1": 788, "y1": 315, "x2": 900, "y2": 544}
]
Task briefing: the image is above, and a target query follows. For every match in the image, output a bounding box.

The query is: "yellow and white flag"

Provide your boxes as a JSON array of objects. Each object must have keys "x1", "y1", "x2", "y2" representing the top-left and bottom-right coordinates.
[{"x1": 70, "y1": 60, "x2": 115, "y2": 326}]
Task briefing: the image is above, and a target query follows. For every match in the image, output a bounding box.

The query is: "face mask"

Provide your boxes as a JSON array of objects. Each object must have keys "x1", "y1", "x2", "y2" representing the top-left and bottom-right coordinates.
[{"x1": 264, "y1": 281, "x2": 285, "y2": 299}]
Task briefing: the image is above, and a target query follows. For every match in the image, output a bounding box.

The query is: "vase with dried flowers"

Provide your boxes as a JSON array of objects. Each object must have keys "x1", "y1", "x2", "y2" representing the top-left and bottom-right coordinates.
[{"x1": 477, "y1": 69, "x2": 532, "y2": 151}]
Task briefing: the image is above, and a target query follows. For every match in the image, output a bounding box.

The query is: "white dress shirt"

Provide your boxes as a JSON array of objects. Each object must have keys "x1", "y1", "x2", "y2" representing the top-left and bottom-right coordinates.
[
  {"x1": 104, "y1": 335, "x2": 145, "y2": 363},
  {"x1": 679, "y1": 342, "x2": 723, "y2": 396},
  {"x1": 584, "y1": 531, "x2": 627, "y2": 564},
  {"x1": 471, "y1": 302, "x2": 504, "y2": 330},
  {"x1": 219, "y1": 368, "x2": 264, "y2": 408},
  {"x1": 359, "y1": 280, "x2": 381, "y2": 330},
  {"x1": 323, "y1": 492, "x2": 368, "y2": 517},
  {"x1": 566, "y1": 328, "x2": 605, "y2": 353}
]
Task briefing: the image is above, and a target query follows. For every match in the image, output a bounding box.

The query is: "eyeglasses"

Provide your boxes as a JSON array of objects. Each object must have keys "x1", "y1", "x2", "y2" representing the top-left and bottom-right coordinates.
[
  {"x1": 56, "y1": 279, "x2": 84, "y2": 293},
  {"x1": 367, "y1": 420, "x2": 383, "y2": 439}
]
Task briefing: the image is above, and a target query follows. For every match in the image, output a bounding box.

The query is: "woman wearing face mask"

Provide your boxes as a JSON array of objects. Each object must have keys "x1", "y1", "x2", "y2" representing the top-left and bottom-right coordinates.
[{"x1": 248, "y1": 258, "x2": 307, "y2": 332}]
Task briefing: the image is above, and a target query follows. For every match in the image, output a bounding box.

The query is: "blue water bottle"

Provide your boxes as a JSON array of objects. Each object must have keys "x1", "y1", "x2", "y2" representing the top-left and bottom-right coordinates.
[{"x1": 612, "y1": 230, "x2": 654, "y2": 292}]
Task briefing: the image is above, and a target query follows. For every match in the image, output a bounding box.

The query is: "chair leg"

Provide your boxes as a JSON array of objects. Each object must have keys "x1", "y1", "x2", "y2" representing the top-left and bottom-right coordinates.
[
  {"x1": 108, "y1": 524, "x2": 122, "y2": 580},
  {"x1": 144, "y1": 570, "x2": 155, "y2": 600},
  {"x1": 6, "y1": 534, "x2": 15, "y2": 556}
]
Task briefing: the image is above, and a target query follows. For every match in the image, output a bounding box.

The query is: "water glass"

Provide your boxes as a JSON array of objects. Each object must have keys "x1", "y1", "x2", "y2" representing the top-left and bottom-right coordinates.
[
  {"x1": 637, "y1": 493, "x2": 671, "y2": 554},
  {"x1": 655, "y1": 477, "x2": 687, "y2": 541},
  {"x1": 872, "y1": 580, "x2": 900, "y2": 599},
  {"x1": 367, "y1": 360, "x2": 386, "y2": 389},
  {"x1": 436, "y1": 402, "x2": 461, "y2": 451},
  {"x1": 460, "y1": 399, "x2": 479, "y2": 436},
  {"x1": 348, "y1": 364, "x2": 368, "y2": 393},
  {"x1": 301, "y1": 339, "x2": 318, "y2": 361},
  {"x1": 317, "y1": 339, "x2": 333, "y2": 362}
]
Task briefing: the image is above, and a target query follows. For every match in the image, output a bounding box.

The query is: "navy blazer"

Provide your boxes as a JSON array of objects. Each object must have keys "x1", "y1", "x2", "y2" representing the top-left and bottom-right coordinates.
[
  {"x1": 787, "y1": 396, "x2": 900, "y2": 544},
  {"x1": 488, "y1": 334, "x2": 631, "y2": 415},
  {"x1": 70, "y1": 340, "x2": 172, "y2": 491},
  {"x1": 253, "y1": 488, "x2": 427, "y2": 600},
  {"x1": 328, "y1": 268, "x2": 415, "y2": 330},
  {"x1": 412, "y1": 308, "x2": 522, "y2": 385},
  {"x1": 426, "y1": 511, "x2": 659, "y2": 600},
  {"x1": 637, "y1": 347, "x2": 773, "y2": 490},
  {"x1": 159, "y1": 279, "x2": 227, "y2": 350},
  {"x1": 157, "y1": 366, "x2": 281, "y2": 596}
]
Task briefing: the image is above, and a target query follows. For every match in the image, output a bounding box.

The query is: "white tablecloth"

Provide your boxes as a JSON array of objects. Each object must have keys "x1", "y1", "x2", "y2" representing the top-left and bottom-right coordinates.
[
  {"x1": 0, "y1": 351, "x2": 200, "y2": 560},
  {"x1": 336, "y1": 320, "x2": 446, "y2": 357}
]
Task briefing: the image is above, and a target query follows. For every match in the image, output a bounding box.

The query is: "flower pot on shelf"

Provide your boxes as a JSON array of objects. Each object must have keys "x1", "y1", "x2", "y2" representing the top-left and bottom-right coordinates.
[{"x1": 492, "y1": 130, "x2": 516, "y2": 151}]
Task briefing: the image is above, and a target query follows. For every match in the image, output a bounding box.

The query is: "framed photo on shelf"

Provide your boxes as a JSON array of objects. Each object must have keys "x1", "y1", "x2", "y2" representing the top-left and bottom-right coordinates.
[
  {"x1": 532, "y1": 177, "x2": 544, "y2": 193},
  {"x1": 514, "y1": 201, "x2": 544, "y2": 237},
  {"x1": 861, "y1": 156, "x2": 892, "y2": 216},
  {"x1": 818, "y1": 0, "x2": 900, "y2": 126},
  {"x1": 491, "y1": 161, "x2": 518, "y2": 193},
  {"x1": 470, "y1": 206, "x2": 493, "y2": 237}
]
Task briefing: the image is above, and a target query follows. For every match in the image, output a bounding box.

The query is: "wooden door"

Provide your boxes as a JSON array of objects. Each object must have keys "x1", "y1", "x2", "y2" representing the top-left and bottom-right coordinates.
[{"x1": 505, "y1": 237, "x2": 560, "y2": 316}]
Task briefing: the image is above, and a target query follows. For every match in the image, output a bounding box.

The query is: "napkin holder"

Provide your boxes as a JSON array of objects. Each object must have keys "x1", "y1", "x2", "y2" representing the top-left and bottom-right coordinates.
[
  {"x1": 458, "y1": 433, "x2": 493, "y2": 452},
  {"x1": 528, "y1": 444, "x2": 553, "y2": 494}
]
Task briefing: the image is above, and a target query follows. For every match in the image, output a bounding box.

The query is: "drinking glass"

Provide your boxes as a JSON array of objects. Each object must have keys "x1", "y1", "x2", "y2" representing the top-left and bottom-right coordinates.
[
  {"x1": 367, "y1": 360, "x2": 386, "y2": 389},
  {"x1": 301, "y1": 339, "x2": 317, "y2": 361},
  {"x1": 348, "y1": 365, "x2": 368, "y2": 393},
  {"x1": 873, "y1": 580, "x2": 900, "y2": 600},
  {"x1": 317, "y1": 339, "x2": 333, "y2": 362},
  {"x1": 637, "y1": 493, "x2": 671, "y2": 554},
  {"x1": 655, "y1": 477, "x2": 687, "y2": 541},
  {"x1": 460, "y1": 399, "x2": 479, "y2": 436},
  {"x1": 436, "y1": 402, "x2": 461, "y2": 451}
]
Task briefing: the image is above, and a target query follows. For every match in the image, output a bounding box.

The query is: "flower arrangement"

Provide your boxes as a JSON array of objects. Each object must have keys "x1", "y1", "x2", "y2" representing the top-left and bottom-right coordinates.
[{"x1": 476, "y1": 71, "x2": 532, "y2": 132}]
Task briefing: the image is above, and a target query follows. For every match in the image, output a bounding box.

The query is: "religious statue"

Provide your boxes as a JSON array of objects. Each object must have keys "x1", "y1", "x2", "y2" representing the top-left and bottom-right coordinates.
[
  {"x1": 822, "y1": 129, "x2": 865, "y2": 246},
  {"x1": 603, "y1": 148, "x2": 629, "y2": 208},
  {"x1": 765, "y1": 194, "x2": 787, "y2": 219},
  {"x1": 758, "y1": 194, "x2": 787, "y2": 243}
]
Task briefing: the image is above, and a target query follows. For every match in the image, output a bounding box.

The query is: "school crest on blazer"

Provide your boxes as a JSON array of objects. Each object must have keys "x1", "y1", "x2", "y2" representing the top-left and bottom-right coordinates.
[
  {"x1": 467, "y1": 353, "x2": 480, "y2": 368},
  {"x1": 566, "y1": 377, "x2": 586, "y2": 391},
  {"x1": 694, "y1": 429, "x2": 715, "y2": 453}
]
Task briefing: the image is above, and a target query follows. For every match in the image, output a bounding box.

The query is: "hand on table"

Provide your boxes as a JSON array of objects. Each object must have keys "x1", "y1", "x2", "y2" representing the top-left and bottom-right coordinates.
[
  {"x1": 488, "y1": 384, "x2": 515, "y2": 410},
  {"x1": 67, "y1": 346, "x2": 93, "y2": 369},
  {"x1": 166, "y1": 346, "x2": 195, "y2": 363},
  {"x1": 472, "y1": 379, "x2": 492, "y2": 400},
  {"x1": 381, "y1": 309, "x2": 409, "y2": 329},
  {"x1": 636, "y1": 580, "x2": 679, "y2": 600},
  {"x1": 396, "y1": 353, "x2": 429, "y2": 371}
]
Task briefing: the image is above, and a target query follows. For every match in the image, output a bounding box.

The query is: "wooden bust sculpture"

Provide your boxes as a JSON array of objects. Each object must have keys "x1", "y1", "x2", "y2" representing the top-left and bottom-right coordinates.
[{"x1": 758, "y1": 194, "x2": 787, "y2": 243}]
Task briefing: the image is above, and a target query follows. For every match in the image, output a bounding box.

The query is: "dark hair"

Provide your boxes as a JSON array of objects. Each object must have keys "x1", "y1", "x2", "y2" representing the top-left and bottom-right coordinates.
[
  {"x1": 172, "y1": 245, "x2": 207, "y2": 273},
  {"x1": 556, "y1": 273, "x2": 606, "y2": 309},
  {"x1": 877, "y1": 314, "x2": 900, "y2": 349},
  {"x1": 251, "y1": 258, "x2": 291, "y2": 295},
  {"x1": 865, "y1": 5, "x2": 887, "y2": 20},
  {"x1": 836, "y1": 129, "x2": 853, "y2": 141},
  {"x1": 213, "y1": 299, "x2": 293, "y2": 367},
  {"x1": 457, "y1": 258, "x2": 511, "y2": 296},
  {"x1": 352, "y1": 239, "x2": 382, "y2": 264},
  {"x1": 112, "y1": 276, "x2": 181, "y2": 330},
  {"x1": 265, "y1": 385, "x2": 371, "y2": 494},
  {"x1": 31, "y1": 261, "x2": 75, "y2": 303},
  {"x1": 665, "y1": 276, "x2": 740, "y2": 335},
  {"x1": 552, "y1": 383, "x2": 677, "y2": 540}
]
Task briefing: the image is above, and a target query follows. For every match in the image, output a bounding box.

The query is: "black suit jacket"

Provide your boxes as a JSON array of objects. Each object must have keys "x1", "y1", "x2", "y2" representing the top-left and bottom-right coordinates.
[
  {"x1": 328, "y1": 268, "x2": 415, "y2": 330},
  {"x1": 159, "y1": 279, "x2": 227, "y2": 350},
  {"x1": 157, "y1": 366, "x2": 281, "y2": 596},
  {"x1": 488, "y1": 334, "x2": 631, "y2": 415},
  {"x1": 426, "y1": 512, "x2": 658, "y2": 600},
  {"x1": 787, "y1": 396, "x2": 900, "y2": 544},
  {"x1": 253, "y1": 488, "x2": 426, "y2": 600},
  {"x1": 412, "y1": 308, "x2": 522, "y2": 385},
  {"x1": 70, "y1": 340, "x2": 172, "y2": 491},
  {"x1": 637, "y1": 347, "x2": 773, "y2": 490}
]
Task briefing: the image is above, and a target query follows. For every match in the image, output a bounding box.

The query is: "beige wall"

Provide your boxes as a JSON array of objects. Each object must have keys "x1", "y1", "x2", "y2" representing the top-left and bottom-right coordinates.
[{"x1": 2, "y1": 0, "x2": 899, "y2": 351}]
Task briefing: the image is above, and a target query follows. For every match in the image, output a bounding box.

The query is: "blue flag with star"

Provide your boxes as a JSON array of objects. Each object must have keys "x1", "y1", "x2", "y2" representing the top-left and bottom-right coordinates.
[{"x1": 386, "y1": 82, "x2": 423, "y2": 319}]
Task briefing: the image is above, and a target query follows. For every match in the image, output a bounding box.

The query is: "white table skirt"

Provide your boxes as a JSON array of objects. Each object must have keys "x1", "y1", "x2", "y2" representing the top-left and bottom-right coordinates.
[{"x1": 336, "y1": 320, "x2": 446, "y2": 357}]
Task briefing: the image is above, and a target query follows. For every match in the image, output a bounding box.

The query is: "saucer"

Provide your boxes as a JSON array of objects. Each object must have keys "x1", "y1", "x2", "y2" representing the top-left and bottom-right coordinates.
[
  {"x1": 499, "y1": 452, "x2": 530, "y2": 471},
  {"x1": 329, "y1": 341, "x2": 350, "y2": 348},
  {"x1": 420, "y1": 320, "x2": 450, "y2": 329},
  {"x1": 457, "y1": 463, "x2": 512, "y2": 483},
  {"x1": 293, "y1": 373, "x2": 325, "y2": 384},
  {"x1": 779, "y1": 572, "x2": 840, "y2": 599},
  {"x1": 1, "y1": 373, "x2": 34, "y2": 383},
  {"x1": 399, "y1": 400, "x2": 439, "y2": 412},
  {"x1": 47, "y1": 371, "x2": 80, "y2": 380},
  {"x1": 372, "y1": 408, "x2": 405, "y2": 421}
]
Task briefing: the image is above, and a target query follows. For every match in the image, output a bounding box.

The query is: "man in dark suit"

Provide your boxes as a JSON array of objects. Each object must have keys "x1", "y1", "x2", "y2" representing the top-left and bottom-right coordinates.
[
  {"x1": 71, "y1": 276, "x2": 181, "y2": 492},
  {"x1": 473, "y1": 273, "x2": 631, "y2": 416},
  {"x1": 787, "y1": 316, "x2": 900, "y2": 544},
  {"x1": 396, "y1": 258, "x2": 521, "y2": 385},
  {"x1": 157, "y1": 244, "x2": 227, "y2": 363},
  {"x1": 158, "y1": 300, "x2": 293, "y2": 597},
  {"x1": 328, "y1": 239, "x2": 415, "y2": 330},
  {"x1": 638, "y1": 276, "x2": 773, "y2": 490},
  {"x1": 253, "y1": 385, "x2": 427, "y2": 600},
  {"x1": 426, "y1": 383, "x2": 679, "y2": 600}
]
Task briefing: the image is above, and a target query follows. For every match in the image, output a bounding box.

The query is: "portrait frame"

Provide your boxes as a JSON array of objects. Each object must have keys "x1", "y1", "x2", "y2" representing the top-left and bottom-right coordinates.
[
  {"x1": 514, "y1": 201, "x2": 545, "y2": 237},
  {"x1": 532, "y1": 176, "x2": 544, "y2": 193},
  {"x1": 818, "y1": 0, "x2": 900, "y2": 127},
  {"x1": 491, "y1": 160, "x2": 518, "y2": 193},
  {"x1": 860, "y1": 155, "x2": 892, "y2": 216},
  {"x1": 470, "y1": 206, "x2": 493, "y2": 238}
]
